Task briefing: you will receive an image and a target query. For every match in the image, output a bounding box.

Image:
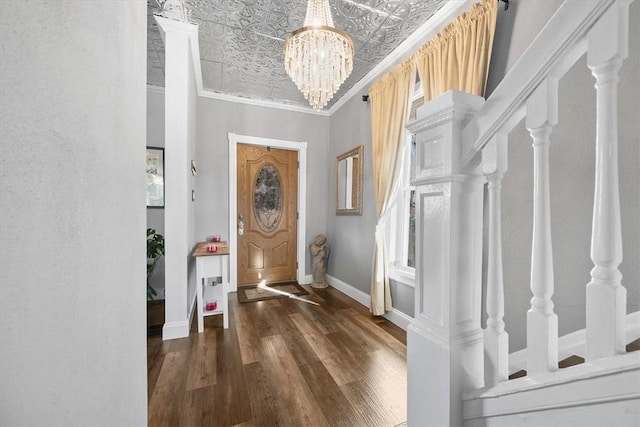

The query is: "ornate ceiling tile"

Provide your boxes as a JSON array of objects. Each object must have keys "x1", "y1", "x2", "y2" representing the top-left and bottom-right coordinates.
[
  {"x1": 223, "y1": 78, "x2": 274, "y2": 99},
  {"x1": 199, "y1": 40, "x2": 225, "y2": 62},
  {"x1": 148, "y1": 0, "x2": 446, "y2": 110},
  {"x1": 196, "y1": 21, "x2": 226, "y2": 42},
  {"x1": 201, "y1": 61, "x2": 223, "y2": 90}
]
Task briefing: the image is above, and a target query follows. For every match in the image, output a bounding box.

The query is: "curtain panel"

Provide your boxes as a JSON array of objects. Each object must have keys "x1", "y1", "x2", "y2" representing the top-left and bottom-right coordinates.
[
  {"x1": 366, "y1": 0, "x2": 497, "y2": 316},
  {"x1": 414, "y1": 0, "x2": 497, "y2": 100},
  {"x1": 368, "y1": 62, "x2": 414, "y2": 316}
]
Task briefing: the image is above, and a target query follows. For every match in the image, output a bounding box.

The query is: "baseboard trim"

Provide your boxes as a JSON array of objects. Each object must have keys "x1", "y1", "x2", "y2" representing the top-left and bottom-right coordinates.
[
  {"x1": 326, "y1": 274, "x2": 412, "y2": 331},
  {"x1": 162, "y1": 320, "x2": 189, "y2": 340},
  {"x1": 300, "y1": 274, "x2": 313, "y2": 285},
  {"x1": 161, "y1": 292, "x2": 197, "y2": 340},
  {"x1": 327, "y1": 275, "x2": 370, "y2": 306},
  {"x1": 384, "y1": 308, "x2": 413, "y2": 331}
]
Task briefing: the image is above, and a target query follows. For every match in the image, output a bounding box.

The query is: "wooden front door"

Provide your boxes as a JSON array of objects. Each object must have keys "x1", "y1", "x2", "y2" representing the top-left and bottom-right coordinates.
[{"x1": 237, "y1": 143, "x2": 298, "y2": 285}]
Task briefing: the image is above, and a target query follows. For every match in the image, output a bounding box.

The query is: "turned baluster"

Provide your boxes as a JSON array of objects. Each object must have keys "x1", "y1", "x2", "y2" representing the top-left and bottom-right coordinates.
[
  {"x1": 526, "y1": 78, "x2": 559, "y2": 375},
  {"x1": 482, "y1": 134, "x2": 509, "y2": 385},
  {"x1": 585, "y1": 1, "x2": 630, "y2": 361}
]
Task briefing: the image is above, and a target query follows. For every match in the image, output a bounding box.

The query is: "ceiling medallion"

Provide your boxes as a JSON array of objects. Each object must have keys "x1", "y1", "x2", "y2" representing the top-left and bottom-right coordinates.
[{"x1": 284, "y1": 0, "x2": 354, "y2": 111}]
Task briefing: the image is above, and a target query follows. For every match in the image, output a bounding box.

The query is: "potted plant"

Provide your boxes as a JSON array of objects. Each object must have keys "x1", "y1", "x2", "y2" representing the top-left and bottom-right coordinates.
[{"x1": 147, "y1": 228, "x2": 165, "y2": 300}]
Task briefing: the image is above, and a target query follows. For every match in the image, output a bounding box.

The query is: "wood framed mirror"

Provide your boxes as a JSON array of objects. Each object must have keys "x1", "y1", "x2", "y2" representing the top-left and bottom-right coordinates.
[{"x1": 336, "y1": 145, "x2": 363, "y2": 216}]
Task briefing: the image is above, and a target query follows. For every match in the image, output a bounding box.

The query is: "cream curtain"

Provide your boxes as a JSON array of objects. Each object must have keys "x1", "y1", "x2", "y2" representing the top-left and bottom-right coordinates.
[
  {"x1": 414, "y1": 0, "x2": 497, "y2": 100},
  {"x1": 368, "y1": 61, "x2": 414, "y2": 316},
  {"x1": 366, "y1": 0, "x2": 497, "y2": 316}
]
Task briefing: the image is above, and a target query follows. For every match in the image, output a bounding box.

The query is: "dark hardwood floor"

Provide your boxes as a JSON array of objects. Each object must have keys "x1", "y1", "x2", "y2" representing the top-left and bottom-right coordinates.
[{"x1": 147, "y1": 285, "x2": 408, "y2": 426}]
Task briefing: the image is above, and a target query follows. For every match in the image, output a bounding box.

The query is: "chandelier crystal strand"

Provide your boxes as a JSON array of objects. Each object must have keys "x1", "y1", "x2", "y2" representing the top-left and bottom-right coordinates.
[{"x1": 284, "y1": 0, "x2": 354, "y2": 110}]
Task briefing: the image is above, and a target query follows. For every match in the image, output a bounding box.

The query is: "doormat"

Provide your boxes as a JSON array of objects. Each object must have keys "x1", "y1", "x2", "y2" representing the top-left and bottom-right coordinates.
[{"x1": 237, "y1": 281, "x2": 309, "y2": 304}]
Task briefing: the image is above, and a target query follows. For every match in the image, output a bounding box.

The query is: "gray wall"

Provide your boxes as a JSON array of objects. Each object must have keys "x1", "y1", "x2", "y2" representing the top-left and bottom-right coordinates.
[
  {"x1": 327, "y1": 95, "x2": 374, "y2": 286},
  {"x1": 195, "y1": 97, "x2": 330, "y2": 276},
  {"x1": 486, "y1": 0, "x2": 563, "y2": 96},
  {"x1": 494, "y1": 0, "x2": 640, "y2": 352},
  {"x1": 1, "y1": 1, "x2": 147, "y2": 424},
  {"x1": 326, "y1": 92, "x2": 416, "y2": 316}
]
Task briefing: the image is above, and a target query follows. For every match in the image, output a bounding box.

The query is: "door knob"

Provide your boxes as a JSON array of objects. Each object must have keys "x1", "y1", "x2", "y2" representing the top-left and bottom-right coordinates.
[{"x1": 238, "y1": 212, "x2": 244, "y2": 236}]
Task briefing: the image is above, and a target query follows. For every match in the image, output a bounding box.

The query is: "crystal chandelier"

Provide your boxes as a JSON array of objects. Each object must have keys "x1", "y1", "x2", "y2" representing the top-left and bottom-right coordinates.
[{"x1": 284, "y1": 0, "x2": 354, "y2": 110}]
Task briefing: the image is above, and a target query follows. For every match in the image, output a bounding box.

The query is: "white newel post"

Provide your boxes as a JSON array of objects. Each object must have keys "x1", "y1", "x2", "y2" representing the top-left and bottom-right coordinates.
[
  {"x1": 482, "y1": 134, "x2": 509, "y2": 385},
  {"x1": 526, "y1": 78, "x2": 559, "y2": 375},
  {"x1": 585, "y1": 0, "x2": 630, "y2": 361},
  {"x1": 406, "y1": 91, "x2": 485, "y2": 427}
]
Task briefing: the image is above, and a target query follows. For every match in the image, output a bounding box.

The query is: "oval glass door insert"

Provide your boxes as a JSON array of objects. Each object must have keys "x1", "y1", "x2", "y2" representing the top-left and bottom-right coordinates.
[{"x1": 254, "y1": 164, "x2": 282, "y2": 231}]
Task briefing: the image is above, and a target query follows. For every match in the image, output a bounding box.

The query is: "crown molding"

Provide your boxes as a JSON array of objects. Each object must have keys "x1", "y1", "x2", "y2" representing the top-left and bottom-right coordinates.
[
  {"x1": 198, "y1": 90, "x2": 331, "y2": 116},
  {"x1": 147, "y1": 84, "x2": 331, "y2": 116}
]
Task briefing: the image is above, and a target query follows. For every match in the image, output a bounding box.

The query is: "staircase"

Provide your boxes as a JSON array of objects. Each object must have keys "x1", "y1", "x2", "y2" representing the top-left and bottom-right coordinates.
[{"x1": 405, "y1": 1, "x2": 639, "y2": 425}]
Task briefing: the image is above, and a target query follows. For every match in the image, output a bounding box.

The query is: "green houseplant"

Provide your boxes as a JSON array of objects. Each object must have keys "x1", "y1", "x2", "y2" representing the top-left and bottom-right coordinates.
[{"x1": 147, "y1": 228, "x2": 165, "y2": 300}]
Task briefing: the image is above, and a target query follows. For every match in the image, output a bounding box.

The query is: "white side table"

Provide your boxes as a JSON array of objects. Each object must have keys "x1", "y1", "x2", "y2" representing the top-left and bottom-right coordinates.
[{"x1": 193, "y1": 241, "x2": 229, "y2": 332}]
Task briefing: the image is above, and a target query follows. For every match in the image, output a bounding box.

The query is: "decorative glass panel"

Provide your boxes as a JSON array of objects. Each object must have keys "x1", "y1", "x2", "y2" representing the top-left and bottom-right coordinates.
[{"x1": 254, "y1": 164, "x2": 282, "y2": 231}]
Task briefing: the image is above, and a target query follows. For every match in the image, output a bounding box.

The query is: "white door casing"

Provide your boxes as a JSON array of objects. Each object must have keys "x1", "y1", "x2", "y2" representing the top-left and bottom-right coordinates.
[{"x1": 228, "y1": 133, "x2": 308, "y2": 292}]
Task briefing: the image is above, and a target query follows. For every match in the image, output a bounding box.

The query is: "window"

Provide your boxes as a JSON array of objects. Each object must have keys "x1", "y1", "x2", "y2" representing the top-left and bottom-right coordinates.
[{"x1": 388, "y1": 78, "x2": 423, "y2": 286}]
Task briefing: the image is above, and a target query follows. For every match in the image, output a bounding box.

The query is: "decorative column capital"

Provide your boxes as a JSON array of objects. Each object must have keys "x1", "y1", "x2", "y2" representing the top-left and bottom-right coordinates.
[
  {"x1": 153, "y1": 0, "x2": 194, "y2": 24},
  {"x1": 406, "y1": 90, "x2": 485, "y2": 183}
]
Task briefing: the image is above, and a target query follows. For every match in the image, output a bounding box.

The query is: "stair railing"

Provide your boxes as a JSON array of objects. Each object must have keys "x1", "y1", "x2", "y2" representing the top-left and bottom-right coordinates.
[
  {"x1": 462, "y1": 0, "x2": 633, "y2": 387},
  {"x1": 406, "y1": 0, "x2": 634, "y2": 423}
]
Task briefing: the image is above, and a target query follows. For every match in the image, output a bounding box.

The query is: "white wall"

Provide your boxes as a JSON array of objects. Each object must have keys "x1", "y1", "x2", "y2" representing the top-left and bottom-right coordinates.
[{"x1": 0, "y1": 1, "x2": 147, "y2": 425}]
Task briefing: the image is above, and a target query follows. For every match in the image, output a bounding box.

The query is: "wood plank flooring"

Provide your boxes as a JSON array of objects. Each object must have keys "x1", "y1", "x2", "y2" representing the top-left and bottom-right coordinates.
[{"x1": 147, "y1": 285, "x2": 408, "y2": 427}]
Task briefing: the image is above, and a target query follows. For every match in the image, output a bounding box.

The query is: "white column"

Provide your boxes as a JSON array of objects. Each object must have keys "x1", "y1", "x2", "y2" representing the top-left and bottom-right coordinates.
[
  {"x1": 585, "y1": 1, "x2": 631, "y2": 361},
  {"x1": 482, "y1": 134, "x2": 509, "y2": 385},
  {"x1": 156, "y1": 16, "x2": 198, "y2": 340},
  {"x1": 526, "y1": 78, "x2": 559, "y2": 375},
  {"x1": 406, "y1": 91, "x2": 485, "y2": 426}
]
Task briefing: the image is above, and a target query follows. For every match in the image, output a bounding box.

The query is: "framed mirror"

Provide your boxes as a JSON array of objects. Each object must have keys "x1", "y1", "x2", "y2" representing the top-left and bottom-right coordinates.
[{"x1": 336, "y1": 145, "x2": 363, "y2": 216}]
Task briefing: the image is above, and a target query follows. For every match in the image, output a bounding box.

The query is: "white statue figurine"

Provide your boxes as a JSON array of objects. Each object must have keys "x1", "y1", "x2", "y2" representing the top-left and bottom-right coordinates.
[{"x1": 310, "y1": 234, "x2": 330, "y2": 289}]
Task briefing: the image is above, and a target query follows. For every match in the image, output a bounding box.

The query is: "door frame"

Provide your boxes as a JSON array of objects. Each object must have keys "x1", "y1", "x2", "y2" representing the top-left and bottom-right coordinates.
[{"x1": 228, "y1": 133, "x2": 308, "y2": 292}]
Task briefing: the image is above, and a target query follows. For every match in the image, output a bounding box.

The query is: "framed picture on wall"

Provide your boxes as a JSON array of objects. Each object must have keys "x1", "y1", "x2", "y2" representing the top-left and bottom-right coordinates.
[{"x1": 146, "y1": 147, "x2": 164, "y2": 208}]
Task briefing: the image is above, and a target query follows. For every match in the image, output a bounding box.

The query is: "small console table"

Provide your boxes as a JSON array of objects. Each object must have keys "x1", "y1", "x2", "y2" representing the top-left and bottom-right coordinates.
[{"x1": 192, "y1": 241, "x2": 229, "y2": 333}]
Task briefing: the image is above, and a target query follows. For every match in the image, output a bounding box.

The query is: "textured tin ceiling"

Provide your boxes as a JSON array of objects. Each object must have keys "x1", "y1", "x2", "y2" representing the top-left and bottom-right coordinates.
[{"x1": 147, "y1": 0, "x2": 446, "y2": 110}]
